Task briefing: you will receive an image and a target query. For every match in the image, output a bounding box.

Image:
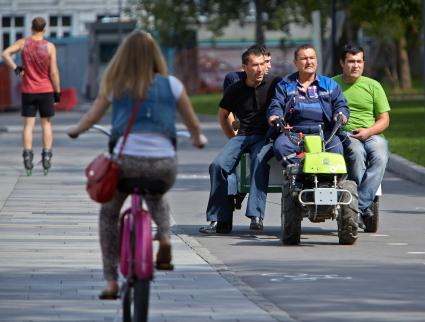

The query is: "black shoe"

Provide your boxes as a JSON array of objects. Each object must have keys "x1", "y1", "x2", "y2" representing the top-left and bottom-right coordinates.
[
  {"x1": 357, "y1": 213, "x2": 366, "y2": 230},
  {"x1": 249, "y1": 217, "x2": 263, "y2": 231},
  {"x1": 199, "y1": 221, "x2": 217, "y2": 234},
  {"x1": 98, "y1": 289, "x2": 119, "y2": 300},
  {"x1": 362, "y1": 208, "x2": 378, "y2": 233}
]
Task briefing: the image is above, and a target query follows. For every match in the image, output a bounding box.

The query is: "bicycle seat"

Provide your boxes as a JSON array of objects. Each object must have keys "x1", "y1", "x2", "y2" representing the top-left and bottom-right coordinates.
[{"x1": 117, "y1": 178, "x2": 147, "y2": 194}]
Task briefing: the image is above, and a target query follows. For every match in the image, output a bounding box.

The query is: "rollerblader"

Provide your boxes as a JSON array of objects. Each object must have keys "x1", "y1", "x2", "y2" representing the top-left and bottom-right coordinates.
[{"x1": 2, "y1": 16, "x2": 61, "y2": 176}]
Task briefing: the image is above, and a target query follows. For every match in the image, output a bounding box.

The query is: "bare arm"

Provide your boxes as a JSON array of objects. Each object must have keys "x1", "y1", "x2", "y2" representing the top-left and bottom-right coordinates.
[
  {"x1": 228, "y1": 112, "x2": 240, "y2": 131},
  {"x1": 176, "y1": 88, "x2": 208, "y2": 148},
  {"x1": 351, "y1": 112, "x2": 390, "y2": 141},
  {"x1": 67, "y1": 96, "x2": 110, "y2": 138},
  {"x1": 218, "y1": 107, "x2": 236, "y2": 139},
  {"x1": 1, "y1": 39, "x2": 25, "y2": 71},
  {"x1": 48, "y1": 43, "x2": 61, "y2": 92}
]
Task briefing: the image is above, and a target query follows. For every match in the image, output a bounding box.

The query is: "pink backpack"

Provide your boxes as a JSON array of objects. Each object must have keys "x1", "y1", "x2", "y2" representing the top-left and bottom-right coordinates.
[{"x1": 120, "y1": 195, "x2": 153, "y2": 279}]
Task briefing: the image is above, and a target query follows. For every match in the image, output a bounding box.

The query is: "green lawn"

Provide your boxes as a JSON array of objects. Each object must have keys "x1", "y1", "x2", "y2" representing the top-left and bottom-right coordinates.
[
  {"x1": 385, "y1": 100, "x2": 425, "y2": 167},
  {"x1": 190, "y1": 93, "x2": 221, "y2": 115},
  {"x1": 190, "y1": 94, "x2": 425, "y2": 167}
]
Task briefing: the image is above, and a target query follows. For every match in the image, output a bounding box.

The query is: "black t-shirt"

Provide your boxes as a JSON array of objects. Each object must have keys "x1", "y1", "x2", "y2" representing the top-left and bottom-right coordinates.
[{"x1": 219, "y1": 74, "x2": 281, "y2": 136}]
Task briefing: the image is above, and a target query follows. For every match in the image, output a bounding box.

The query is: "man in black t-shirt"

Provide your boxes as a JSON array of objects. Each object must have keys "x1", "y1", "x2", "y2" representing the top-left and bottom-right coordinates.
[
  {"x1": 222, "y1": 45, "x2": 272, "y2": 131},
  {"x1": 200, "y1": 46, "x2": 280, "y2": 234}
]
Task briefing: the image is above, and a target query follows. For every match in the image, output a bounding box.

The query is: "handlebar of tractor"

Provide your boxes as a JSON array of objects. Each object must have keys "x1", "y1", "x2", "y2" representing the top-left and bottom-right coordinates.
[
  {"x1": 325, "y1": 112, "x2": 344, "y2": 146},
  {"x1": 271, "y1": 118, "x2": 293, "y2": 132}
]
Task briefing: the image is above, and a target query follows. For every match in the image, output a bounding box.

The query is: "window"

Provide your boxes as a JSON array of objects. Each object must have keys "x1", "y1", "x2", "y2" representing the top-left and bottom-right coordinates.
[
  {"x1": 62, "y1": 16, "x2": 71, "y2": 27},
  {"x1": 2, "y1": 33, "x2": 10, "y2": 48},
  {"x1": 48, "y1": 15, "x2": 72, "y2": 38},
  {"x1": 49, "y1": 16, "x2": 58, "y2": 27},
  {"x1": 2, "y1": 17, "x2": 11, "y2": 27},
  {"x1": 1, "y1": 16, "x2": 25, "y2": 50},
  {"x1": 15, "y1": 16, "x2": 24, "y2": 27}
]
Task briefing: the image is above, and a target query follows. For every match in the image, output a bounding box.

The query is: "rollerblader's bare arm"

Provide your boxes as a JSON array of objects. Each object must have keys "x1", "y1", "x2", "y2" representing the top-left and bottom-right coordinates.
[
  {"x1": 1, "y1": 39, "x2": 25, "y2": 75},
  {"x1": 48, "y1": 43, "x2": 61, "y2": 94}
]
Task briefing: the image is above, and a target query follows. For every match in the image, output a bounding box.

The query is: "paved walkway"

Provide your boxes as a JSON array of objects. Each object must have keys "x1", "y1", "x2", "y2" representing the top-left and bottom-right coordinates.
[
  {"x1": 0, "y1": 113, "x2": 280, "y2": 322},
  {"x1": 1, "y1": 108, "x2": 423, "y2": 322}
]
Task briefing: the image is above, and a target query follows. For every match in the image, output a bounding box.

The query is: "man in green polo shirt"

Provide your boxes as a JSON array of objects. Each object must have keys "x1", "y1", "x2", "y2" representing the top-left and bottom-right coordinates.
[{"x1": 333, "y1": 44, "x2": 390, "y2": 231}]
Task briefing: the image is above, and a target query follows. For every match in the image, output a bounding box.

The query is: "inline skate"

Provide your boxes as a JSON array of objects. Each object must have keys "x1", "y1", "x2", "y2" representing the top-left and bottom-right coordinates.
[
  {"x1": 23, "y1": 149, "x2": 34, "y2": 176},
  {"x1": 41, "y1": 149, "x2": 52, "y2": 176}
]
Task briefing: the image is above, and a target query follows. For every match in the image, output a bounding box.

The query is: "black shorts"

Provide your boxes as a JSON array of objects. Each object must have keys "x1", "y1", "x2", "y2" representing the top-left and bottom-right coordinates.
[{"x1": 21, "y1": 93, "x2": 55, "y2": 118}]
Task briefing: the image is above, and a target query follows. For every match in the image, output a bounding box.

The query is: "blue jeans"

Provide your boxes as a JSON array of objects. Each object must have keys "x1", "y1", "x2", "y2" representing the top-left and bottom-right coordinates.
[
  {"x1": 206, "y1": 135, "x2": 273, "y2": 222},
  {"x1": 344, "y1": 135, "x2": 388, "y2": 212},
  {"x1": 273, "y1": 131, "x2": 344, "y2": 164}
]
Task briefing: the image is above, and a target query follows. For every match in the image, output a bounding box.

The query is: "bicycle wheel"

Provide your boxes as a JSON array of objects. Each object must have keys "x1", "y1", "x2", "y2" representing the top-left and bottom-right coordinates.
[
  {"x1": 122, "y1": 279, "x2": 150, "y2": 322},
  {"x1": 133, "y1": 279, "x2": 150, "y2": 322},
  {"x1": 122, "y1": 282, "x2": 132, "y2": 322}
]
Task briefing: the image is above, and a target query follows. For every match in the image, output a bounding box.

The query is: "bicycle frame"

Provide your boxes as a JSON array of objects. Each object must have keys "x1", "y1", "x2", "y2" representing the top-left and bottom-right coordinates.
[
  {"x1": 120, "y1": 191, "x2": 153, "y2": 322},
  {"x1": 120, "y1": 192, "x2": 153, "y2": 280}
]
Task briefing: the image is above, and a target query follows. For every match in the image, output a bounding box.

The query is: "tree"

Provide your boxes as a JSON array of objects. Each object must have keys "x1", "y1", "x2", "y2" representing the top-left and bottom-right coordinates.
[
  {"x1": 125, "y1": 0, "x2": 199, "y2": 48},
  {"x1": 127, "y1": 0, "x2": 302, "y2": 46},
  {"x1": 341, "y1": 0, "x2": 422, "y2": 89}
]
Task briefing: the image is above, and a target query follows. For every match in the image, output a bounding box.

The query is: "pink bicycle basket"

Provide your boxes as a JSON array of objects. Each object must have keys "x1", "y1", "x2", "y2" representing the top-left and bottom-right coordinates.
[{"x1": 120, "y1": 198, "x2": 153, "y2": 279}]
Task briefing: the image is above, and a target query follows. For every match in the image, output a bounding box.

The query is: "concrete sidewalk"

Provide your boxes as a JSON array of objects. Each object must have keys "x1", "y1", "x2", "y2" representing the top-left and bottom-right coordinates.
[
  {"x1": 1, "y1": 108, "x2": 423, "y2": 322},
  {"x1": 0, "y1": 114, "x2": 283, "y2": 322},
  {"x1": 0, "y1": 173, "x2": 282, "y2": 322}
]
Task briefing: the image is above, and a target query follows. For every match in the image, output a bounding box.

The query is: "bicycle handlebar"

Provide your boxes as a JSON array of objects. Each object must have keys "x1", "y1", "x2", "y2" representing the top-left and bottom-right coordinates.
[{"x1": 91, "y1": 124, "x2": 111, "y2": 137}]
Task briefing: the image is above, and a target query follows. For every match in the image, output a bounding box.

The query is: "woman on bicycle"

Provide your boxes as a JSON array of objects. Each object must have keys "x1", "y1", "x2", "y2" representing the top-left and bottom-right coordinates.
[{"x1": 67, "y1": 30, "x2": 207, "y2": 299}]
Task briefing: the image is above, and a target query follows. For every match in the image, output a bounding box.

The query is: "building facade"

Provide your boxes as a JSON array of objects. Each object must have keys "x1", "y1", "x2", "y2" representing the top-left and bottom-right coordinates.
[{"x1": 0, "y1": 0, "x2": 128, "y2": 50}]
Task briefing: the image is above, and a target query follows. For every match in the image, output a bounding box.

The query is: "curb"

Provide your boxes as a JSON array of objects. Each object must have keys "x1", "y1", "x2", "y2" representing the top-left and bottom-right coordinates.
[{"x1": 387, "y1": 153, "x2": 425, "y2": 186}]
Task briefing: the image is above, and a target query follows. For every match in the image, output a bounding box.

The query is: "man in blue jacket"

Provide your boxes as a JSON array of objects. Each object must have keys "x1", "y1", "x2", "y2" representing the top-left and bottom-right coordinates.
[{"x1": 267, "y1": 44, "x2": 350, "y2": 165}]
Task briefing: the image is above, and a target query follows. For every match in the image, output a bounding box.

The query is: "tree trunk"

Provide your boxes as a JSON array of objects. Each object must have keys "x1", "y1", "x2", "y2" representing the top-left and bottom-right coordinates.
[
  {"x1": 255, "y1": 0, "x2": 265, "y2": 44},
  {"x1": 397, "y1": 35, "x2": 412, "y2": 90}
]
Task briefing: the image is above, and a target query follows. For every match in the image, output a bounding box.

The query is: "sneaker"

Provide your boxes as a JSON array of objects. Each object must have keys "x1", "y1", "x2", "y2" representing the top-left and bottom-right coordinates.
[
  {"x1": 357, "y1": 213, "x2": 366, "y2": 230},
  {"x1": 249, "y1": 217, "x2": 263, "y2": 231},
  {"x1": 199, "y1": 221, "x2": 217, "y2": 234}
]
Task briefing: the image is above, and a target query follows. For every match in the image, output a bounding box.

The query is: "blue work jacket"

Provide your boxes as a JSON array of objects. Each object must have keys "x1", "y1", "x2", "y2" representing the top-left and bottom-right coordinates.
[{"x1": 267, "y1": 72, "x2": 349, "y2": 129}]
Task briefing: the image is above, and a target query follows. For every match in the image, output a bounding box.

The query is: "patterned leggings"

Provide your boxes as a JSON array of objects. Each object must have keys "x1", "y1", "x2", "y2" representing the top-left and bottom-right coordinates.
[{"x1": 99, "y1": 155, "x2": 177, "y2": 281}]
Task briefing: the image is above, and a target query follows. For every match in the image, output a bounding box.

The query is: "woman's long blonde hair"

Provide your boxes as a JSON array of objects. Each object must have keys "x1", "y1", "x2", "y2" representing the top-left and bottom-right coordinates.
[{"x1": 99, "y1": 30, "x2": 168, "y2": 100}]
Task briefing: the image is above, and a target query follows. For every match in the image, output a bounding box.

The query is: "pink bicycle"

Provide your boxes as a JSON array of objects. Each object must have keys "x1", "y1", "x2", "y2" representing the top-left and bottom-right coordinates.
[{"x1": 89, "y1": 125, "x2": 154, "y2": 322}]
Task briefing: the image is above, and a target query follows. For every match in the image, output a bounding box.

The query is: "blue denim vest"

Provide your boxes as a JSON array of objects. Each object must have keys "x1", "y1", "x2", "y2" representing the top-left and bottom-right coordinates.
[{"x1": 110, "y1": 75, "x2": 177, "y2": 143}]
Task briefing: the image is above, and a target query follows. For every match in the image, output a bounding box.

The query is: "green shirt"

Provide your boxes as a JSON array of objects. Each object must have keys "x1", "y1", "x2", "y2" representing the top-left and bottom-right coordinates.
[{"x1": 333, "y1": 75, "x2": 390, "y2": 132}]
